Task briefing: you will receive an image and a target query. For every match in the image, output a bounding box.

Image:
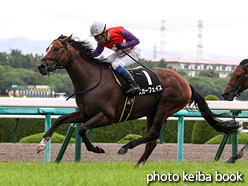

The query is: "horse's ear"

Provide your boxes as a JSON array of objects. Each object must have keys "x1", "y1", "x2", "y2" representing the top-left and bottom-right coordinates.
[
  {"x1": 64, "y1": 34, "x2": 73, "y2": 42},
  {"x1": 244, "y1": 60, "x2": 248, "y2": 67},
  {"x1": 58, "y1": 34, "x2": 64, "y2": 39}
]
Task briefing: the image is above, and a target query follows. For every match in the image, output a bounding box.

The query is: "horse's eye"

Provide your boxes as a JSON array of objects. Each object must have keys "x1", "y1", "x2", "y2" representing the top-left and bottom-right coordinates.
[
  {"x1": 236, "y1": 74, "x2": 241, "y2": 79},
  {"x1": 54, "y1": 47, "x2": 59, "y2": 51}
]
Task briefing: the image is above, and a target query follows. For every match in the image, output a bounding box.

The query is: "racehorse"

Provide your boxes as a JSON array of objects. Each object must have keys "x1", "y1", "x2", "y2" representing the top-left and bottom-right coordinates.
[
  {"x1": 37, "y1": 35, "x2": 240, "y2": 167},
  {"x1": 222, "y1": 58, "x2": 248, "y2": 163}
]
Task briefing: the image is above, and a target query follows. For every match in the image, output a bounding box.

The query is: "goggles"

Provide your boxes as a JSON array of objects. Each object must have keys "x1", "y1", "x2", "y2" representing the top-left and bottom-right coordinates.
[{"x1": 94, "y1": 34, "x2": 105, "y2": 42}]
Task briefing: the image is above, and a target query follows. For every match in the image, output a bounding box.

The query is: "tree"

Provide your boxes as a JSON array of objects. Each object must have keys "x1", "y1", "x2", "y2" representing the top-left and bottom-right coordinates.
[
  {"x1": 1, "y1": 49, "x2": 248, "y2": 101},
  {"x1": 4, "y1": 49, "x2": 42, "y2": 70},
  {"x1": 198, "y1": 69, "x2": 219, "y2": 78},
  {"x1": 157, "y1": 59, "x2": 168, "y2": 68},
  {"x1": 185, "y1": 76, "x2": 229, "y2": 99},
  {"x1": 0, "y1": 52, "x2": 8, "y2": 66}
]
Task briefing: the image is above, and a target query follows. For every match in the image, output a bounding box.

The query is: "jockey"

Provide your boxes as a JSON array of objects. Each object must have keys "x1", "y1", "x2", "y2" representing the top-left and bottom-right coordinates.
[{"x1": 90, "y1": 21, "x2": 141, "y2": 95}]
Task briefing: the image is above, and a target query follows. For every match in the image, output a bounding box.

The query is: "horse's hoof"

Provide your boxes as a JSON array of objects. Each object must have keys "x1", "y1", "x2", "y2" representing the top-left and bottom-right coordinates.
[
  {"x1": 135, "y1": 162, "x2": 144, "y2": 168},
  {"x1": 117, "y1": 148, "x2": 127, "y2": 155},
  {"x1": 95, "y1": 146, "x2": 105, "y2": 153},
  {"x1": 225, "y1": 157, "x2": 236, "y2": 164},
  {"x1": 37, "y1": 144, "x2": 46, "y2": 154}
]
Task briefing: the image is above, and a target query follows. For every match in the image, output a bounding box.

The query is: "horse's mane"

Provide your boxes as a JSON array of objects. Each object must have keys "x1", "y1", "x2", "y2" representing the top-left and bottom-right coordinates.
[
  {"x1": 58, "y1": 36, "x2": 110, "y2": 66},
  {"x1": 239, "y1": 59, "x2": 248, "y2": 66}
]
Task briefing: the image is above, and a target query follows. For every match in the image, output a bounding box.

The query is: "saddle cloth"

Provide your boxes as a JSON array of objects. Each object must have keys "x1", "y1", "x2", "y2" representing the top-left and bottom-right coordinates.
[{"x1": 112, "y1": 66, "x2": 163, "y2": 96}]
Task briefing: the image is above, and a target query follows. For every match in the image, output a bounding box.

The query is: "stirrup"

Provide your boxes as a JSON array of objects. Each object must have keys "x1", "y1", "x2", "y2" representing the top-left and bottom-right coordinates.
[{"x1": 126, "y1": 86, "x2": 141, "y2": 95}]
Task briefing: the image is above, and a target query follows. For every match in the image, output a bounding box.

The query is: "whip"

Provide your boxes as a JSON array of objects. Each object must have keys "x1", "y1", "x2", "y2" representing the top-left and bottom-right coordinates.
[{"x1": 118, "y1": 47, "x2": 157, "y2": 75}]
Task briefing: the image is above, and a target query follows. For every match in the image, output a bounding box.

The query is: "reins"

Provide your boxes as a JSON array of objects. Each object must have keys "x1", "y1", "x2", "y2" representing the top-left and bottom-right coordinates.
[
  {"x1": 41, "y1": 39, "x2": 103, "y2": 100},
  {"x1": 66, "y1": 65, "x2": 102, "y2": 101}
]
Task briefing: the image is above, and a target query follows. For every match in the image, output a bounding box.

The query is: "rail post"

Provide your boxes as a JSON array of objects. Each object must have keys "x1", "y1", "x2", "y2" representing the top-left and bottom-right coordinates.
[
  {"x1": 214, "y1": 134, "x2": 229, "y2": 161},
  {"x1": 75, "y1": 123, "x2": 82, "y2": 162},
  {"x1": 159, "y1": 121, "x2": 167, "y2": 144},
  {"x1": 44, "y1": 114, "x2": 51, "y2": 162},
  {"x1": 39, "y1": 108, "x2": 55, "y2": 163},
  {"x1": 230, "y1": 110, "x2": 241, "y2": 156},
  {"x1": 12, "y1": 118, "x2": 20, "y2": 143},
  {"x1": 55, "y1": 124, "x2": 76, "y2": 163},
  {"x1": 232, "y1": 133, "x2": 238, "y2": 156},
  {"x1": 177, "y1": 116, "x2": 184, "y2": 162}
]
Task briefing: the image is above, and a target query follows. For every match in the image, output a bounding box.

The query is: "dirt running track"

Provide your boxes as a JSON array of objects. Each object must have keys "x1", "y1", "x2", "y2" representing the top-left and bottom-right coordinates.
[{"x1": 0, "y1": 143, "x2": 248, "y2": 163}]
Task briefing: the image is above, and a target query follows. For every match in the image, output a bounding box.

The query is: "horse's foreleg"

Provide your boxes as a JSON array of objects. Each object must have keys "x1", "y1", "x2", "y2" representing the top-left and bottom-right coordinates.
[
  {"x1": 225, "y1": 143, "x2": 248, "y2": 163},
  {"x1": 78, "y1": 112, "x2": 111, "y2": 153},
  {"x1": 37, "y1": 110, "x2": 84, "y2": 153},
  {"x1": 135, "y1": 115, "x2": 157, "y2": 167}
]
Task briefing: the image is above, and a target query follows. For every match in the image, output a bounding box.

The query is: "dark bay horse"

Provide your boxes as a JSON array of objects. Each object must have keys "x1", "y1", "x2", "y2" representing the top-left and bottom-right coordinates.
[
  {"x1": 37, "y1": 35, "x2": 240, "y2": 167},
  {"x1": 222, "y1": 59, "x2": 248, "y2": 163}
]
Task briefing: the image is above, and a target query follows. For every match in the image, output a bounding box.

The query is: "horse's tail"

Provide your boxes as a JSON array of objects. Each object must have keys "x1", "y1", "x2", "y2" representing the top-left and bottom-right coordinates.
[{"x1": 188, "y1": 84, "x2": 241, "y2": 134}]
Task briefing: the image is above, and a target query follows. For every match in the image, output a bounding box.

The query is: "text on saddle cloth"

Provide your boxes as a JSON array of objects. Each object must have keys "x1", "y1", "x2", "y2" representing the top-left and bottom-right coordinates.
[{"x1": 112, "y1": 66, "x2": 163, "y2": 95}]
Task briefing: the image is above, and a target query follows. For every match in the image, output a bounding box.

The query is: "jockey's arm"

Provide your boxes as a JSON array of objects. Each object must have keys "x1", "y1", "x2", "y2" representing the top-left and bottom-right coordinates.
[
  {"x1": 122, "y1": 29, "x2": 140, "y2": 48},
  {"x1": 92, "y1": 42, "x2": 104, "y2": 57}
]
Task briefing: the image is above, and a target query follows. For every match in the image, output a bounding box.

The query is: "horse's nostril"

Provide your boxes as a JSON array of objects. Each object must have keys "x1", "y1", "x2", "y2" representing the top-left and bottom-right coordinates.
[
  {"x1": 38, "y1": 64, "x2": 46, "y2": 70},
  {"x1": 222, "y1": 92, "x2": 230, "y2": 100},
  {"x1": 222, "y1": 92, "x2": 228, "y2": 96}
]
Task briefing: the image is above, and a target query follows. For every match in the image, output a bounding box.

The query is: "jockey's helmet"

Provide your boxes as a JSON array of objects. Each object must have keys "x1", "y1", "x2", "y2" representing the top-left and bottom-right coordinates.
[{"x1": 90, "y1": 22, "x2": 107, "y2": 36}]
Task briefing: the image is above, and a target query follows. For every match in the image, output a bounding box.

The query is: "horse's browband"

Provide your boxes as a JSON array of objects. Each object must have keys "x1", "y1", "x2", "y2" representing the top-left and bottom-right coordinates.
[{"x1": 41, "y1": 39, "x2": 80, "y2": 70}]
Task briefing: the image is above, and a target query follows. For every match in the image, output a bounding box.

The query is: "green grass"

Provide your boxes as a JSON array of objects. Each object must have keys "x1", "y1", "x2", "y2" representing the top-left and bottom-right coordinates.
[{"x1": 0, "y1": 161, "x2": 247, "y2": 186}]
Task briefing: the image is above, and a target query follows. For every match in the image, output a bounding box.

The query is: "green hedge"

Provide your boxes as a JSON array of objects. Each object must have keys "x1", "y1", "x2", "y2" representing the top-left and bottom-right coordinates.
[
  {"x1": 0, "y1": 118, "x2": 72, "y2": 142},
  {"x1": 0, "y1": 118, "x2": 195, "y2": 143},
  {"x1": 204, "y1": 95, "x2": 219, "y2": 100},
  {"x1": 74, "y1": 120, "x2": 194, "y2": 143},
  {"x1": 162, "y1": 120, "x2": 195, "y2": 143},
  {"x1": 191, "y1": 120, "x2": 218, "y2": 144},
  {"x1": 190, "y1": 95, "x2": 219, "y2": 144},
  {"x1": 117, "y1": 134, "x2": 142, "y2": 144},
  {"x1": 19, "y1": 132, "x2": 75, "y2": 143},
  {"x1": 206, "y1": 133, "x2": 248, "y2": 144}
]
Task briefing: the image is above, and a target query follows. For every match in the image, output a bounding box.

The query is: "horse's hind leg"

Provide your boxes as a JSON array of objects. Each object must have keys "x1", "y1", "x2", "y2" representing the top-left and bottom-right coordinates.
[
  {"x1": 117, "y1": 101, "x2": 184, "y2": 167},
  {"x1": 37, "y1": 110, "x2": 84, "y2": 153},
  {"x1": 117, "y1": 105, "x2": 170, "y2": 157},
  {"x1": 225, "y1": 142, "x2": 248, "y2": 163}
]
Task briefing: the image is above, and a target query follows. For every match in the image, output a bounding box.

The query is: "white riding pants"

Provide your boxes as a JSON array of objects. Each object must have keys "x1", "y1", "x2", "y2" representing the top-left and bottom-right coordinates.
[{"x1": 105, "y1": 46, "x2": 141, "y2": 69}]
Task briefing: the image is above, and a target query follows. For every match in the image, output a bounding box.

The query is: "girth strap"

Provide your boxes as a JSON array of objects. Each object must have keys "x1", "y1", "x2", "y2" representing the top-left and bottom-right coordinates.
[{"x1": 119, "y1": 95, "x2": 135, "y2": 122}]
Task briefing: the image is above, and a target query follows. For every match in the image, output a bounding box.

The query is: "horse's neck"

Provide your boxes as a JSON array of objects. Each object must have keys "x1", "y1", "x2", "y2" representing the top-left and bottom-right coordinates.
[{"x1": 66, "y1": 58, "x2": 100, "y2": 92}]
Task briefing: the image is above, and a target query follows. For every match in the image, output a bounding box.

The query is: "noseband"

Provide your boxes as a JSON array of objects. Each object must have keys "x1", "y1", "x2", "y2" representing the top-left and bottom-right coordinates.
[
  {"x1": 41, "y1": 39, "x2": 80, "y2": 72},
  {"x1": 228, "y1": 64, "x2": 248, "y2": 96}
]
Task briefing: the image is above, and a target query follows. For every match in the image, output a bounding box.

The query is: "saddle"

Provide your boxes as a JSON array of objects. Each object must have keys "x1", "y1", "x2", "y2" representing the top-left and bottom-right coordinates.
[
  {"x1": 111, "y1": 66, "x2": 163, "y2": 122},
  {"x1": 111, "y1": 66, "x2": 163, "y2": 96}
]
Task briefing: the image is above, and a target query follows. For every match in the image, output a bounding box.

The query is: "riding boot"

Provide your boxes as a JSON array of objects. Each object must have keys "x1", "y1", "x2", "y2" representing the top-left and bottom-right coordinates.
[
  {"x1": 115, "y1": 65, "x2": 141, "y2": 95},
  {"x1": 123, "y1": 73, "x2": 141, "y2": 95}
]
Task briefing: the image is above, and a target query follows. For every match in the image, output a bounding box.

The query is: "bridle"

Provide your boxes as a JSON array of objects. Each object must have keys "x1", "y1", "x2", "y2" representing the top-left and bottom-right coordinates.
[
  {"x1": 228, "y1": 64, "x2": 248, "y2": 97},
  {"x1": 40, "y1": 38, "x2": 103, "y2": 100},
  {"x1": 41, "y1": 39, "x2": 80, "y2": 72}
]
